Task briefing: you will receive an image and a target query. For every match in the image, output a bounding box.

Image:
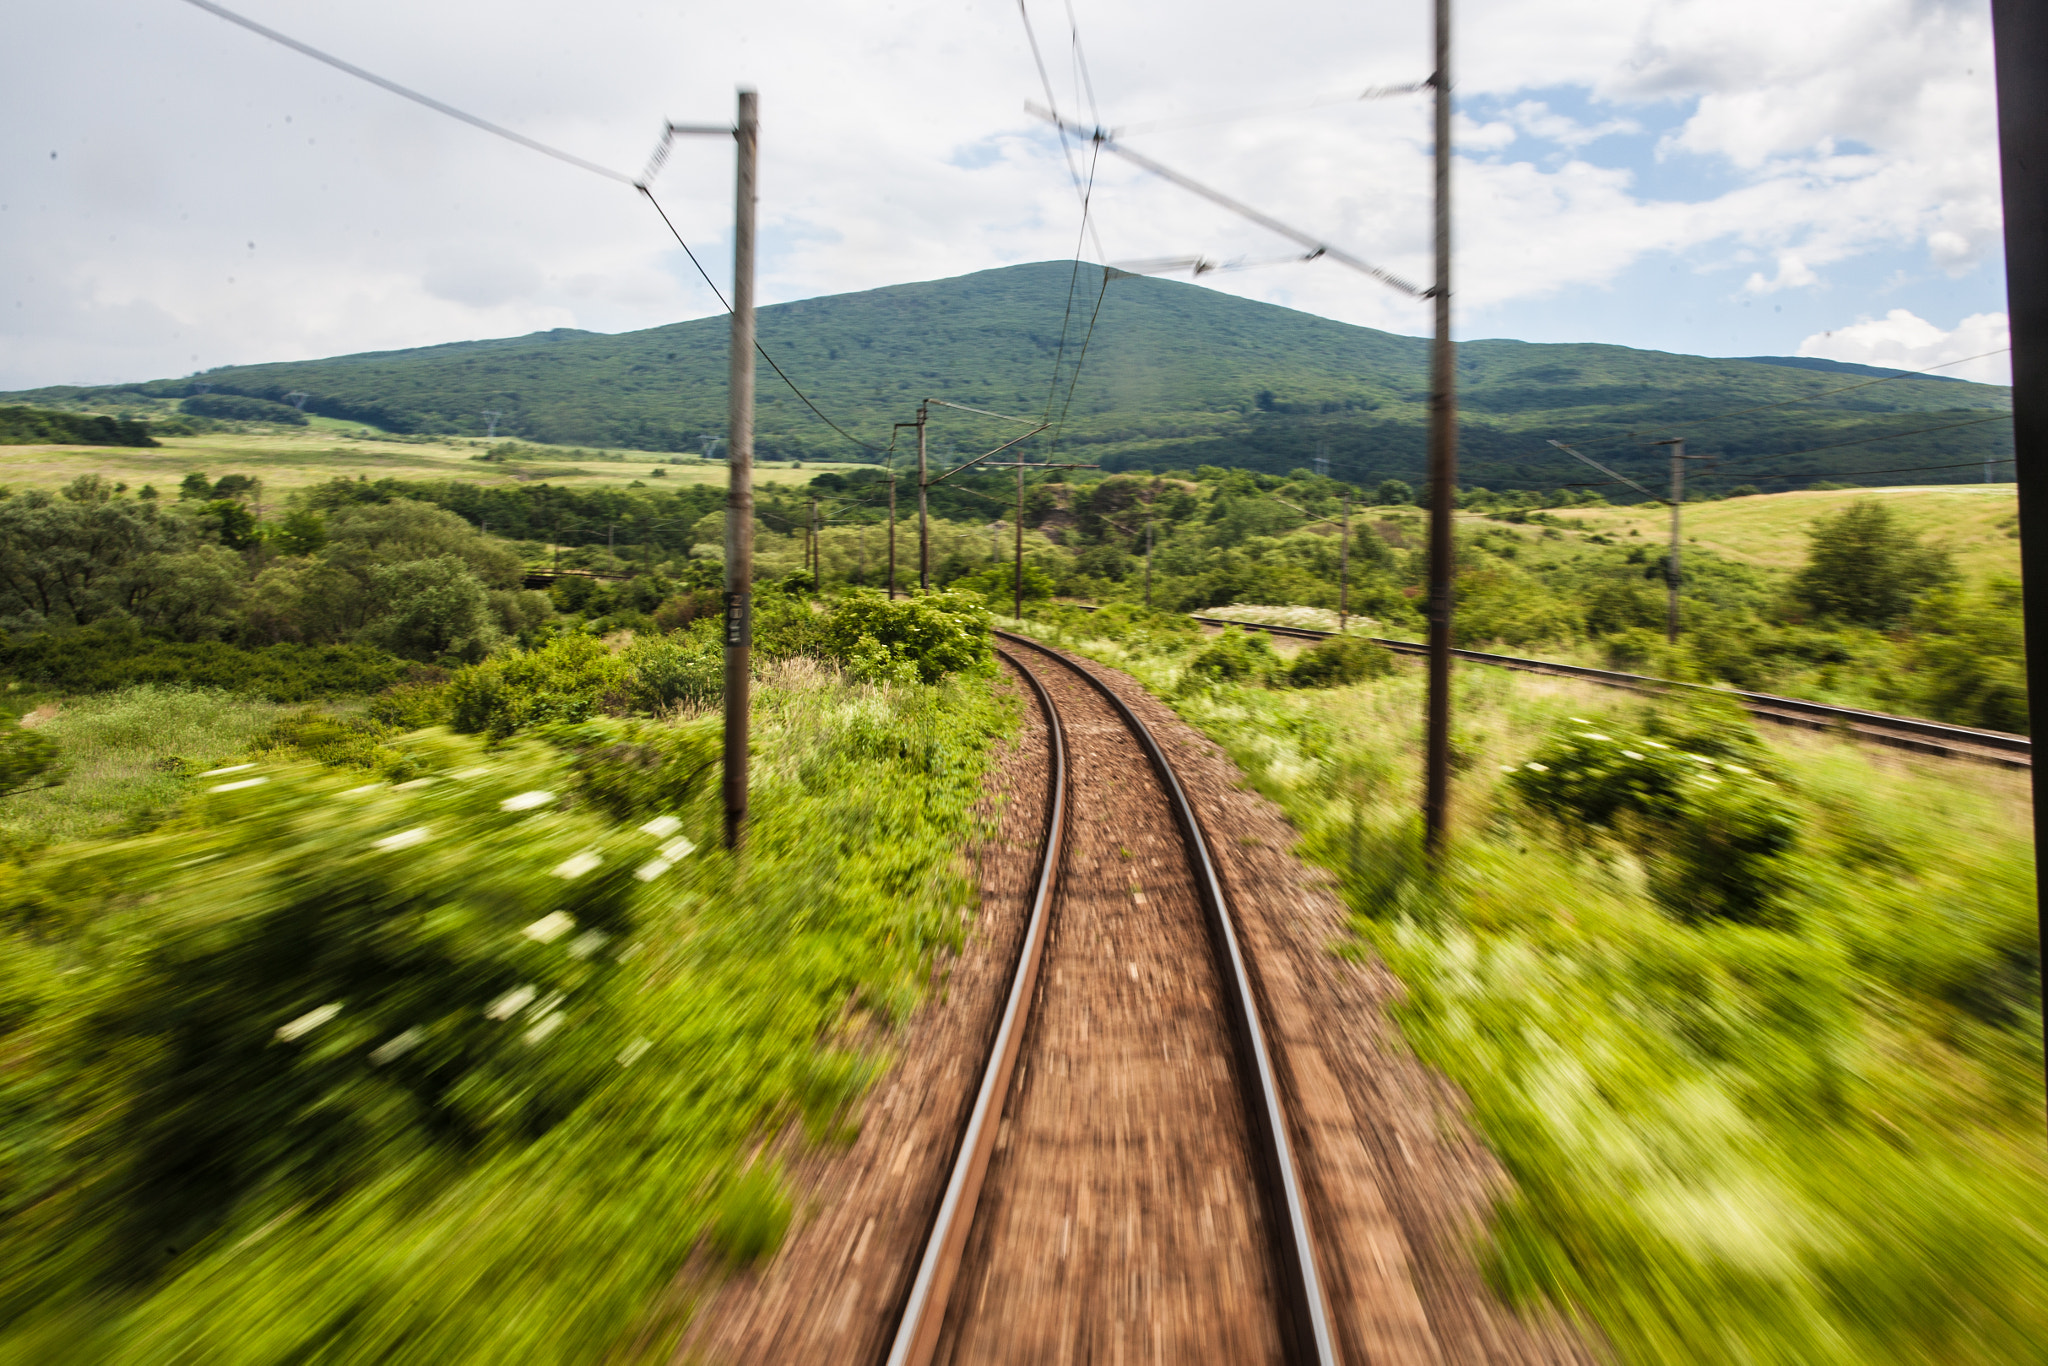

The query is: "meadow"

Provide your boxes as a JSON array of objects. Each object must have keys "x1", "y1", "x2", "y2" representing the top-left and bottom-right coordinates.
[{"x1": 0, "y1": 430, "x2": 863, "y2": 497}]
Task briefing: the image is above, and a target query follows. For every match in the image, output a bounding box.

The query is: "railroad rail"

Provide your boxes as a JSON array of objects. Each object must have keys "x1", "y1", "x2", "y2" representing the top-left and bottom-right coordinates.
[
  {"x1": 1173, "y1": 612, "x2": 2030, "y2": 768},
  {"x1": 885, "y1": 634, "x2": 1336, "y2": 1366}
]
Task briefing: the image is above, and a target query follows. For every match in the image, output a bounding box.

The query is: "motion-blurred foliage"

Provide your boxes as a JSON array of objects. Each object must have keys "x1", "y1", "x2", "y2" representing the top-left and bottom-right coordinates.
[
  {"x1": 0, "y1": 659, "x2": 1011, "y2": 1363},
  {"x1": 1017, "y1": 603, "x2": 2046, "y2": 1366}
]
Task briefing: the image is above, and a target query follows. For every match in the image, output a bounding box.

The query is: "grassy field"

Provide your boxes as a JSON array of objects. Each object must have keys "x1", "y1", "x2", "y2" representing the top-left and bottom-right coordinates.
[
  {"x1": 0, "y1": 432, "x2": 865, "y2": 496},
  {"x1": 1554, "y1": 485, "x2": 2021, "y2": 581}
]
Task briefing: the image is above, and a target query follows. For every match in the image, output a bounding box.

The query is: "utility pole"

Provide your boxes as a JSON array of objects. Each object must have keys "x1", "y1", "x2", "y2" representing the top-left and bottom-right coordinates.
[
  {"x1": 808, "y1": 495, "x2": 819, "y2": 585},
  {"x1": 1338, "y1": 486, "x2": 1351, "y2": 632},
  {"x1": 1015, "y1": 465, "x2": 1026, "y2": 619},
  {"x1": 1423, "y1": 0, "x2": 1458, "y2": 862},
  {"x1": 1144, "y1": 498, "x2": 1155, "y2": 608},
  {"x1": 721, "y1": 89, "x2": 758, "y2": 851},
  {"x1": 1658, "y1": 438, "x2": 1685, "y2": 643},
  {"x1": 916, "y1": 402, "x2": 931, "y2": 591},
  {"x1": 887, "y1": 469, "x2": 899, "y2": 598}
]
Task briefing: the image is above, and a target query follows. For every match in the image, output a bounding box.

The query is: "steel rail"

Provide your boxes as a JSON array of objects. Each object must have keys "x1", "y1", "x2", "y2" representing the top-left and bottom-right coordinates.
[
  {"x1": 885, "y1": 647, "x2": 1068, "y2": 1366},
  {"x1": 1171, "y1": 612, "x2": 2031, "y2": 765},
  {"x1": 989, "y1": 630, "x2": 1339, "y2": 1366}
]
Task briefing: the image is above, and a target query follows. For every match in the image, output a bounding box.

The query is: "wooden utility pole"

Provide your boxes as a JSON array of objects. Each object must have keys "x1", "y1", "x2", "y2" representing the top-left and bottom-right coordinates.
[
  {"x1": 808, "y1": 495, "x2": 819, "y2": 584},
  {"x1": 1338, "y1": 486, "x2": 1351, "y2": 632},
  {"x1": 1423, "y1": 0, "x2": 1458, "y2": 861},
  {"x1": 887, "y1": 469, "x2": 898, "y2": 598},
  {"x1": 721, "y1": 88, "x2": 758, "y2": 852},
  {"x1": 1989, "y1": 0, "x2": 2048, "y2": 1127},
  {"x1": 1659, "y1": 438, "x2": 1685, "y2": 643},
  {"x1": 1015, "y1": 466, "x2": 1026, "y2": 619},
  {"x1": 916, "y1": 402, "x2": 931, "y2": 591}
]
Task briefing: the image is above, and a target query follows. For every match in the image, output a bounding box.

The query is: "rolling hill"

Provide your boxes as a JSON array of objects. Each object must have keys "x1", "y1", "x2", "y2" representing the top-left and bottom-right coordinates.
[{"x1": 5, "y1": 261, "x2": 2012, "y2": 495}]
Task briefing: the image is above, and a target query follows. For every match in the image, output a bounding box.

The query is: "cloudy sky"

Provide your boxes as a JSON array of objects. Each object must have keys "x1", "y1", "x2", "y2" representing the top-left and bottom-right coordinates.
[{"x1": 2, "y1": 0, "x2": 2010, "y2": 391}]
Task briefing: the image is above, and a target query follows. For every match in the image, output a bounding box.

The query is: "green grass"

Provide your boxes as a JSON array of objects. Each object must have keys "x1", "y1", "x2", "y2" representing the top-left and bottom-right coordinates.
[
  {"x1": 0, "y1": 686, "x2": 286, "y2": 848},
  {"x1": 1555, "y1": 484, "x2": 2020, "y2": 583},
  {"x1": 1017, "y1": 606, "x2": 2046, "y2": 1365}
]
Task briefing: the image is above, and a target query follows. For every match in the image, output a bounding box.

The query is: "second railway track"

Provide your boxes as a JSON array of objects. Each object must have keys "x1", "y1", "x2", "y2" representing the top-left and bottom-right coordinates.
[{"x1": 886, "y1": 632, "x2": 1334, "y2": 1365}]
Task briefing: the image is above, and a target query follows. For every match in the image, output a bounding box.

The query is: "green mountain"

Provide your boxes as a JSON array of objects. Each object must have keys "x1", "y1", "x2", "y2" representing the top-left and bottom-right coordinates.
[{"x1": 7, "y1": 262, "x2": 2011, "y2": 495}]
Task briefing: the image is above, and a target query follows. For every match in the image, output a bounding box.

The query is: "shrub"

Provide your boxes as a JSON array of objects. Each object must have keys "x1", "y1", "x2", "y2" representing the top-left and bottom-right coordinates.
[
  {"x1": 624, "y1": 625, "x2": 723, "y2": 710},
  {"x1": 179, "y1": 393, "x2": 307, "y2": 425},
  {"x1": 1186, "y1": 627, "x2": 1278, "y2": 684},
  {"x1": 447, "y1": 634, "x2": 631, "y2": 739},
  {"x1": 1283, "y1": 635, "x2": 1397, "y2": 689},
  {"x1": 1509, "y1": 717, "x2": 1798, "y2": 926},
  {"x1": 0, "y1": 720, "x2": 62, "y2": 796},
  {"x1": 817, "y1": 590, "x2": 994, "y2": 686},
  {"x1": 1791, "y1": 499, "x2": 1954, "y2": 627},
  {"x1": 0, "y1": 627, "x2": 414, "y2": 702},
  {"x1": 652, "y1": 588, "x2": 723, "y2": 634}
]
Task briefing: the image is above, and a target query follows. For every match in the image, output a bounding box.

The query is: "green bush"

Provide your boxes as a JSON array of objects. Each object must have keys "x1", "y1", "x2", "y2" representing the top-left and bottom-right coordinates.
[
  {"x1": 1509, "y1": 717, "x2": 1799, "y2": 926},
  {"x1": 1283, "y1": 635, "x2": 1397, "y2": 689},
  {"x1": 949, "y1": 562, "x2": 1056, "y2": 606},
  {"x1": 447, "y1": 634, "x2": 630, "y2": 739},
  {"x1": 624, "y1": 624, "x2": 724, "y2": 710},
  {"x1": 1185, "y1": 627, "x2": 1278, "y2": 684},
  {"x1": 817, "y1": 590, "x2": 994, "y2": 686},
  {"x1": 0, "y1": 722, "x2": 62, "y2": 796}
]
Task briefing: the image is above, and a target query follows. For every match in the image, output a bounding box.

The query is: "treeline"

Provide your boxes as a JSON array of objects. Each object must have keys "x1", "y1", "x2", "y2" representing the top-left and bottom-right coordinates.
[{"x1": 0, "y1": 405, "x2": 157, "y2": 448}]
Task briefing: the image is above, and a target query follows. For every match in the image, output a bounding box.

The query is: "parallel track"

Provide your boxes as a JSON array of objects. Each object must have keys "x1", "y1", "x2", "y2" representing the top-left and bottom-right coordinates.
[
  {"x1": 884, "y1": 635, "x2": 1336, "y2": 1366},
  {"x1": 1176, "y1": 612, "x2": 2031, "y2": 768}
]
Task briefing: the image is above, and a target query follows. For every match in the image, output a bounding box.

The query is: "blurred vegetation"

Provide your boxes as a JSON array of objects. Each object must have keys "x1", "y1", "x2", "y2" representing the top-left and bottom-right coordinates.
[
  {"x1": 0, "y1": 590, "x2": 1011, "y2": 1363},
  {"x1": 1021, "y1": 605, "x2": 2046, "y2": 1365},
  {"x1": 0, "y1": 405, "x2": 157, "y2": 448}
]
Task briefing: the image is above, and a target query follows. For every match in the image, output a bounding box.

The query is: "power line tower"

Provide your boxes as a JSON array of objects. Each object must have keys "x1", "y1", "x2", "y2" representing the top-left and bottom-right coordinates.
[
  {"x1": 482, "y1": 410, "x2": 505, "y2": 439},
  {"x1": 285, "y1": 391, "x2": 312, "y2": 412},
  {"x1": 1314, "y1": 442, "x2": 1330, "y2": 479}
]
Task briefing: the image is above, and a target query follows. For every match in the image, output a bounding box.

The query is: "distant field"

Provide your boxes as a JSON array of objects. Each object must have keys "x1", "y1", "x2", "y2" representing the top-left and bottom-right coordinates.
[
  {"x1": 0, "y1": 432, "x2": 866, "y2": 497},
  {"x1": 1553, "y1": 484, "x2": 2021, "y2": 581}
]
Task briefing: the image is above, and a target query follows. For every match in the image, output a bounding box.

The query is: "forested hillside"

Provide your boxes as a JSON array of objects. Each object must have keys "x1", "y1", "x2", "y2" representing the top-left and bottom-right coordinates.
[{"x1": 5, "y1": 263, "x2": 2010, "y2": 493}]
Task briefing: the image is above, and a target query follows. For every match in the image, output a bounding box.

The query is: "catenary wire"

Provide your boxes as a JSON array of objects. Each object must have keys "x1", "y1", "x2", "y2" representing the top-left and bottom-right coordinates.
[
  {"x1": 1042, "y1": 141, "x2": 1105, "y2": 421},
  {"x1": 1018, "y1": 0, "x2": 1110, "y2": 263},
  {"x1": 176, "y1": 0, "x2": 635, "y2": 183}
]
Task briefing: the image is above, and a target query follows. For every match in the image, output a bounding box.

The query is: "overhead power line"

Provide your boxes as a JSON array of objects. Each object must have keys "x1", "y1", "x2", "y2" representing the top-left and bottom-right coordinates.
[
  {"x1": 1028, "y1": 104, "x2": 1426, "y2": 298},
  {"x1": 176, "y1": 0, "x2": 635, "y2": 183},
  {"x1": 177, "y1": 0, "x2": 888, "y2": 458}
]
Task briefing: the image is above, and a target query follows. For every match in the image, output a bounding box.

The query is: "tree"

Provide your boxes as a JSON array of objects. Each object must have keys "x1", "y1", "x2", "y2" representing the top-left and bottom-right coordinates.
[
  {"x1": 359, "y1": 556, "x2": 500, "y2": 663},
  {"x1": 1790, "y1": 499, "x2": 1954, "y2": 627},
  {"x1": 179, "y1": 472, "x2": 212, "y2": 501},
  {"x1": 275, "y1": 509, "x2": 328, "y2": 557},
  {"x1": 1372, "y1": 479, "x2": 1414, "y2": 506},
  {"x1": 202, "y1": 499, "x2": 258, "y2": 549}
]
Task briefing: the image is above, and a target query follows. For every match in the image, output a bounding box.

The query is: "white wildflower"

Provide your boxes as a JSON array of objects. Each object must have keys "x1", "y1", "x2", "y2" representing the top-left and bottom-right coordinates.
[
  {"x1": 200, "y1": 763, "x2": 255, "y2": 777},
  {"x1": 1499, "y1": 765, "x2": 1518, "y2": 774},
  {"x1": 275, "y1": 1003, "x2": 341, "y2": 1042},
  {"x1": 486, "y1": 985, "x2": 537, "y2": 1020},
  {"x1": 1568, "y1": 717, "x2": 1592, "y2": 724},
  {"x1": 341, "y1": 784, "x2": 381, "y2": 798},
  {"x1": 211, "y1": 777, "x2": 269, "y2": 793},
  {"x1": 635, "y1": 858, "x2": 672, "y2": 882},
  {"x1": 393, "y1": 777, "x2": 435, "y2": 790},
  {"x1": 659, "y1": 835, "x2": 696, "y2": 860},
  {"x1": 501, "y1": 790, "x2": 555, "y2": 812},
  {"x1": 1622, "y1": 750, "x2": 1644, "y2": 760},
  {"x1": 531, "y1": 991, "x2": 564, "y2": 1018},
  {"x1": 617, "y1": 1038, "x2": 651, "y2": 1067},
  {"x1": 568, "y1": 930, "x2": 610, "y2": 960},
  {"x1": 1644, "y1": 740, "x2": 1670, "y2": 749},
  {"x1": 1725, "y1": 764, "x2": 1751, "y2": 775},
  {"x1": 450, "y1": 766, "x2": 492, "y2": 780},
  {"x1": 523, "y1": 911, "x2": 576, "y2": 943},
  {"x1": 639, "y1": 814, "x2": 682, "y2": 838},
  {"x1": 552, "y1": 850, "x2": 601, "y2": 880},
  {"x1": 371, "y1": 827, "x2": 430, "y2": 852},
  {"x1": 1576, "y1": 732, "x2": 1611, "y2": 742},
  {"x1": 369, "y1": 1028, "x2": 423, "y2": 1065},
  {"x1": 1686, "y1": 754, "x2": 1714, "y2": 764},
  {"x1": 523, "y1": 1012, "x2": 566, "y2": 1045},
  {"x1": 1525, "y1": 762, "x2": 1549, "y2": 772}
]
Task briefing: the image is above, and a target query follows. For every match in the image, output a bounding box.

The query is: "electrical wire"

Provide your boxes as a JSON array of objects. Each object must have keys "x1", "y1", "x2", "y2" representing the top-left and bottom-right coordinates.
[
  {"x1": 1712, "y1": 456, "x2": 2014, "y2": 485},
  {"x1": 1702, "y1": 413, "x2": 2011, "y2": 469},
  {"x1": 179, "y1": 0, "x2": 888, "y2": 457},
  {"x1": 1042, "y1": 140, "x2": 1104, "y2": 421},
  {"x1": 176, "y1": 0, "x2": 635, "y2": 183},
  {"x1": 1018, "y1": 0, "x2": 1109, "y2": 263}
]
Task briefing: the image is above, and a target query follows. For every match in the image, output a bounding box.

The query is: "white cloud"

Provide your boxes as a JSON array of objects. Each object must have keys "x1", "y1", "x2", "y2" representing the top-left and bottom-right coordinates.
[{"x1": 1798, "y1": 308, "x2": 2011, "y2": 383}]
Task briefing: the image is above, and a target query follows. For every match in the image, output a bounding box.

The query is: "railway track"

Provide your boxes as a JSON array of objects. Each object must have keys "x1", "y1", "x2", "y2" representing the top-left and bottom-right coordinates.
[
  {"x1": 1174, "y1": 612, "x2": 2031, "y2": 769},
  {"x1": 885, "y1": 633, "x2": 1336, "y2": 1366}
]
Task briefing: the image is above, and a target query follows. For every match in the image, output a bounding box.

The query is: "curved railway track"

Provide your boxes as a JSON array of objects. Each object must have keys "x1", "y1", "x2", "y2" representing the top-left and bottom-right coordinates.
[
  {"x1": 1174, "y1": 612, "x2": 2031, "y2": 768},
  {"x1": 885, "y1": 633, "x2": 1336, "y2": 1366}
]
